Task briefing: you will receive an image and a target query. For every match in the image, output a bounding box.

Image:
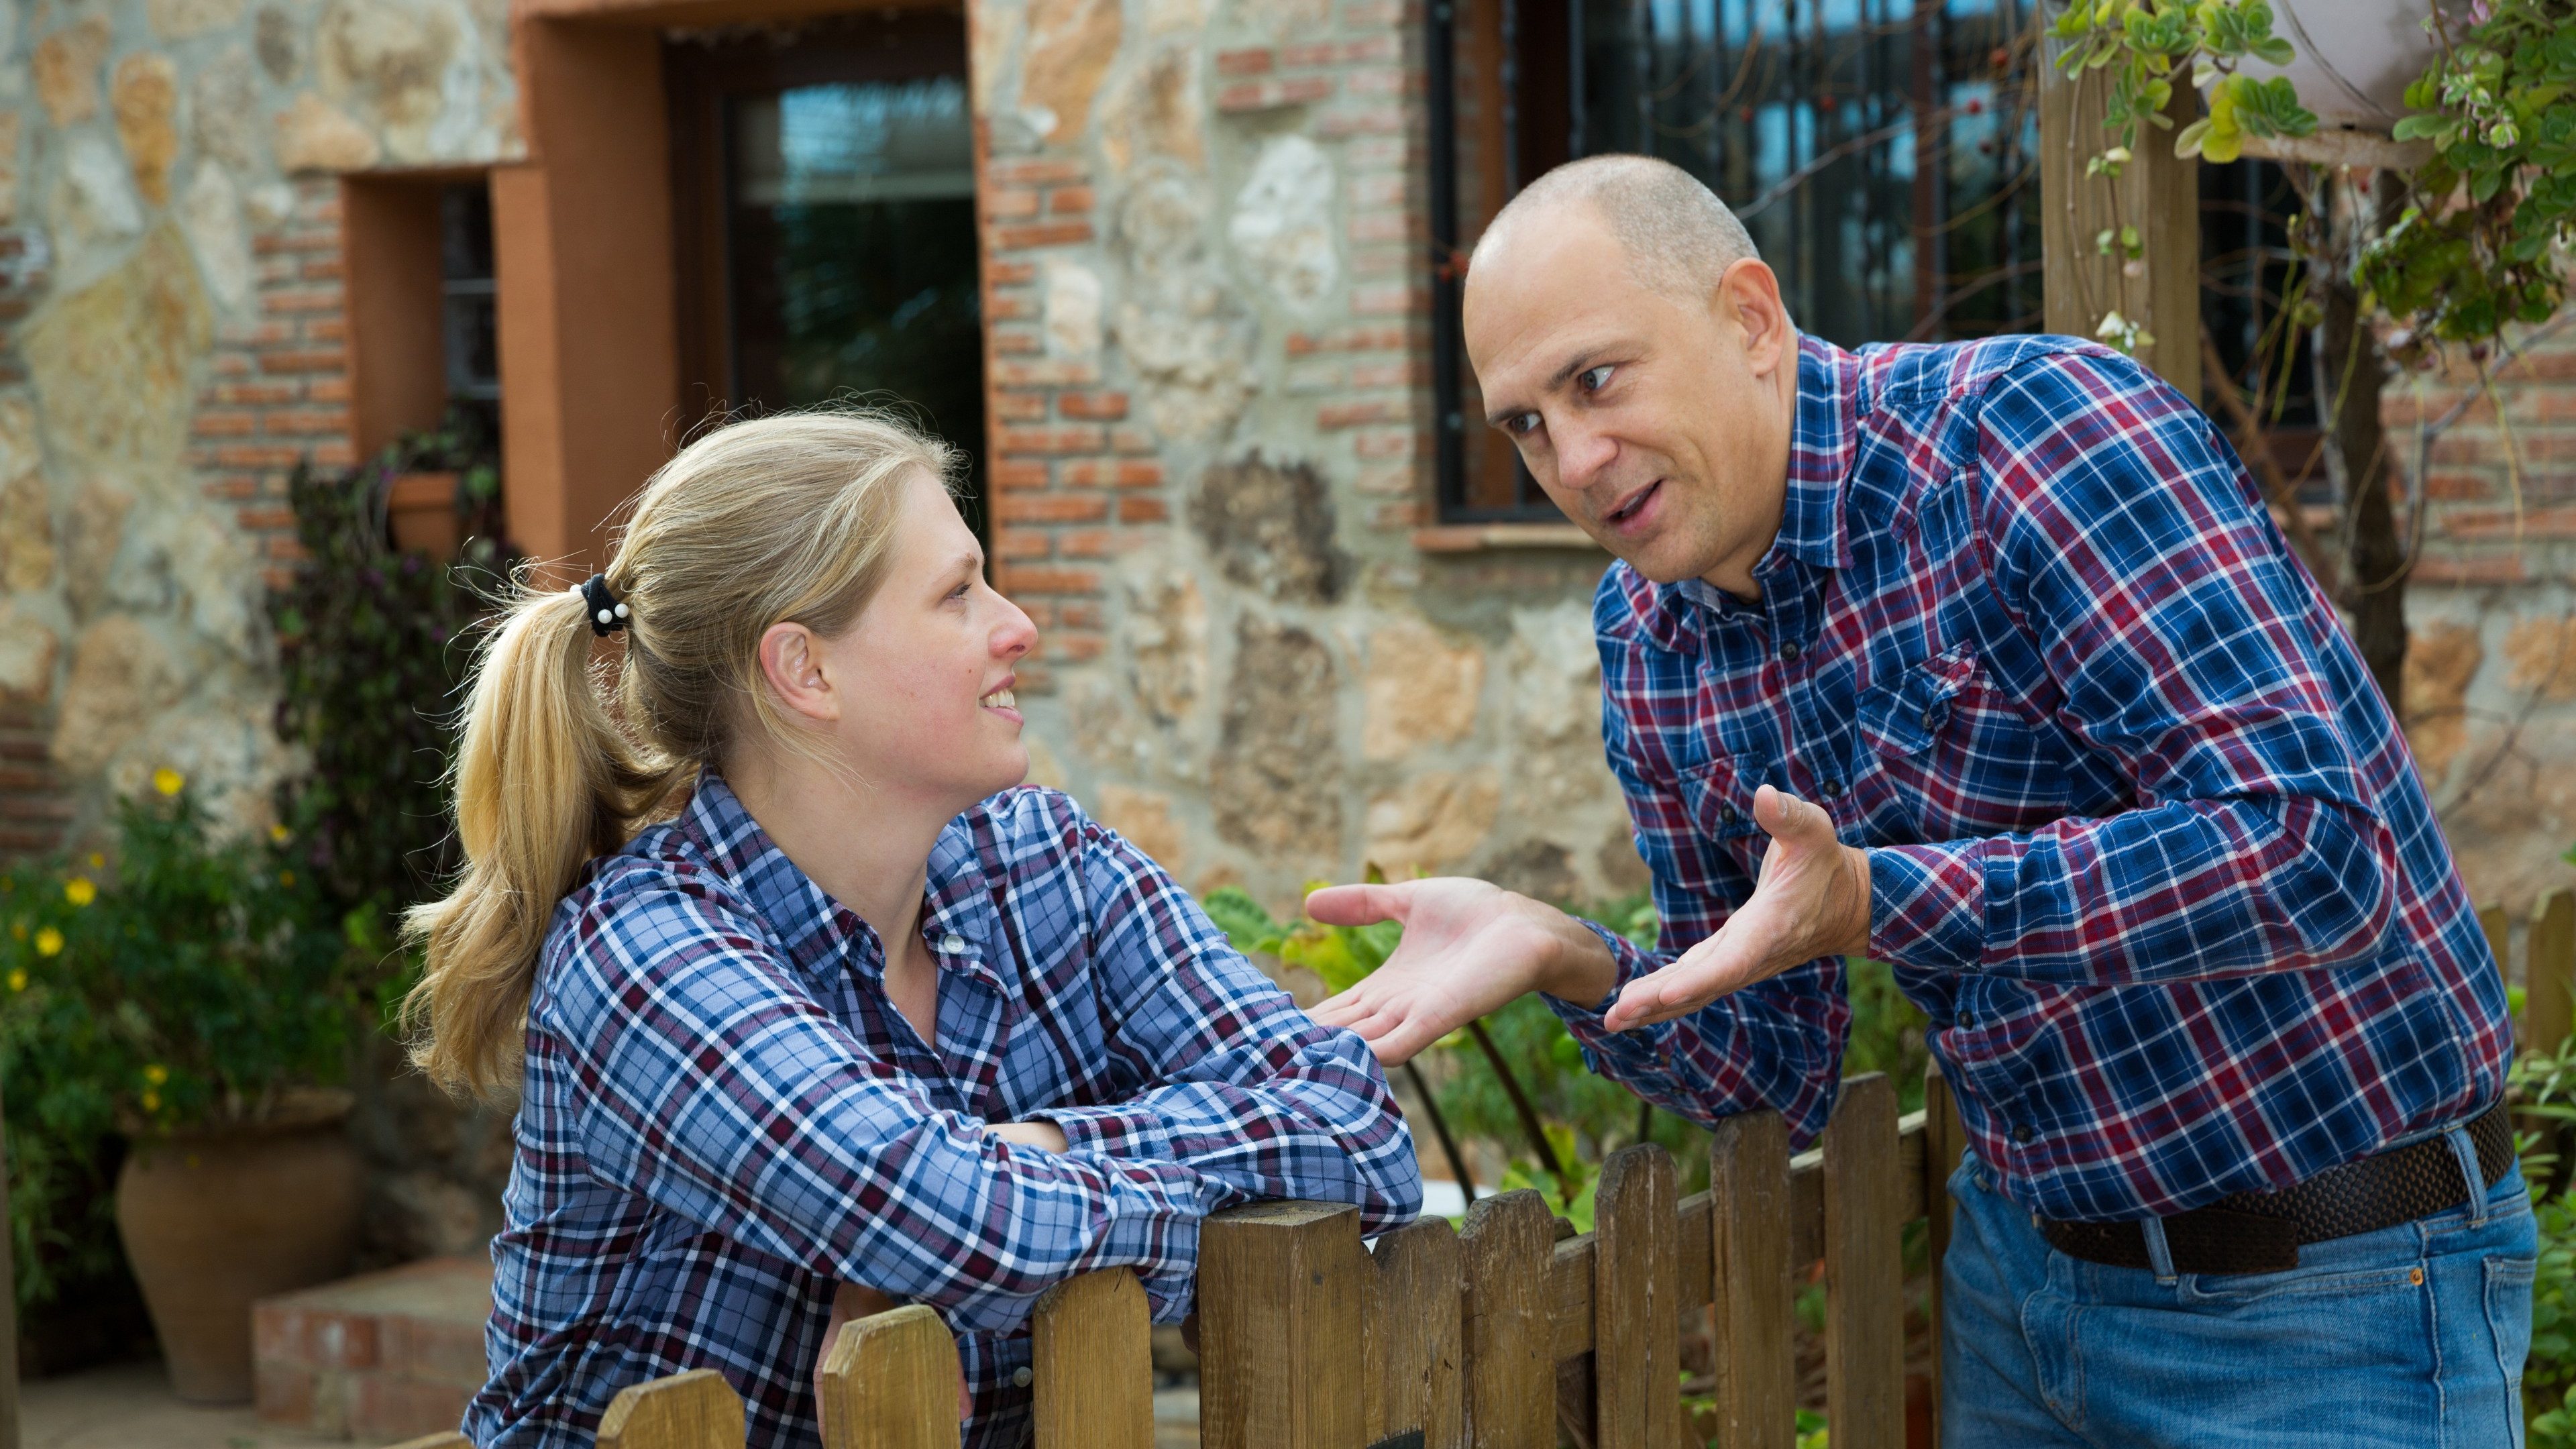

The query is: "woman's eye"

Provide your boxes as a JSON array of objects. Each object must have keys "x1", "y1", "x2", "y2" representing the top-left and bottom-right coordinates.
[
  {"x1": 1579, "y1": 365, "x2": 1614, "y2": 392},
  {"x1": 948, "y1": 581, "x2": 972, "y2": 601}
]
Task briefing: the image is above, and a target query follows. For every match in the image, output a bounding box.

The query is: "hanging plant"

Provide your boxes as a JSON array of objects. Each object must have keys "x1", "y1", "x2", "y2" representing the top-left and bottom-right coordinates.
[{"x1": 2362, "y1": 0, "x2": 2576, "y2": 360}]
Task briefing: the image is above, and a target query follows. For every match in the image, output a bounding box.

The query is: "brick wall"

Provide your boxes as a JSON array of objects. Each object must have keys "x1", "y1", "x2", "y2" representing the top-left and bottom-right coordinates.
[
  {"x1": 975, "y1": 1, "x2": 1431, "y2": 698},
  {"x1": 191, "y1": 176, "x2": 354, "y2": 596},
  {"x1": 2388, "y1": 321, "x2": 2576, "y2": 589}
]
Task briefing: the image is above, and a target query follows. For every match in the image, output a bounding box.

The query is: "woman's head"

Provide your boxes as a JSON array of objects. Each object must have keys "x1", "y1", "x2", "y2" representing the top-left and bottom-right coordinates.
[{"x1": 406, "y1": 409, "x2": 1031, "y2": 1097}]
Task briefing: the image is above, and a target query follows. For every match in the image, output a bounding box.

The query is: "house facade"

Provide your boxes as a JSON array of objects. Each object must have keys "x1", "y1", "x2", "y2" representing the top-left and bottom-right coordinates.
[{"x1": 0, "y1": 0, "x2": 2569, "y2": 1003}]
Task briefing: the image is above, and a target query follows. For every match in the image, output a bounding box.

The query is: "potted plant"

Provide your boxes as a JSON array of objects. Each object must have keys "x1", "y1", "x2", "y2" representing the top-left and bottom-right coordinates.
[{"x1": 0, "y1": 769, "x2": 366, "y2": 1402}]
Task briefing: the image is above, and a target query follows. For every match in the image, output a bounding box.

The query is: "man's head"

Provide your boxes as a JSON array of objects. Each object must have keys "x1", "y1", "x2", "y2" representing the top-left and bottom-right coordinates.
[{"x1": 1462, "y1": 155, "x2": 1799, "y2": 589}]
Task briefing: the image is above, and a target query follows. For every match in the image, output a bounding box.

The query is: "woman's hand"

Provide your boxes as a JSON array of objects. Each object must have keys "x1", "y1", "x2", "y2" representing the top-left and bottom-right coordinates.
[{"x1": 989, "y1": 1120, "x2": 1069, "y2": 1153}]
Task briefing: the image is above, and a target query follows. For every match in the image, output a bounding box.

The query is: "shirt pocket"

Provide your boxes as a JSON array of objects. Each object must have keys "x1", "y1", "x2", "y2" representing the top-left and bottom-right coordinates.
[
  {"x1": 1675, "y1": 753, "x2": 1766, "y2": 847},
  {"x1": 1858, "y1": 647, "x2": 2070, "y2": 838}
]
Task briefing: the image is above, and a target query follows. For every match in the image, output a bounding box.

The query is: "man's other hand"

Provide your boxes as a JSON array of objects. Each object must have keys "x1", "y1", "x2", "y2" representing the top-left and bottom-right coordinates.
[
  {"x1": 1305, "y1": 878, "x2": 1616, "y2": 1065},
  {"x1": 1603, "y1": 785, "x2": 1869, "y2": 1032}
]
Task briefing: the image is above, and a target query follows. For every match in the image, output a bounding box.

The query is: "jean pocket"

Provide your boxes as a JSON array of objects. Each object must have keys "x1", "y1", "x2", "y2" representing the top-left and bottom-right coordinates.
[{"x1": 2487, "y1": 1253, "x2": 2536, "y2": 1389}]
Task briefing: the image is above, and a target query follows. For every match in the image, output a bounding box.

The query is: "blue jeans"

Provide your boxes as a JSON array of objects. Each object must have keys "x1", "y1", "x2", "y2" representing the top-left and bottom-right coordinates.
[{"x1": 1941, "y1": 1140, "x2": 2538, "y2": 1448}]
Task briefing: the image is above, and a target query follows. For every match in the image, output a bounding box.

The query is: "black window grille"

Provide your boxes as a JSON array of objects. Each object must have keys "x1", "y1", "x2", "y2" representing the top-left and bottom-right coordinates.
[{"x1": 1429, "y1": 0, "x2": 2043, "y2": 523}]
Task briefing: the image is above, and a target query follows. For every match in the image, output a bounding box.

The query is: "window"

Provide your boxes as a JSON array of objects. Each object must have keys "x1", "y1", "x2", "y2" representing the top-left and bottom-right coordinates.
[{"x1": 1431, "y1": 0, "x2": 2044, "y2": 522}]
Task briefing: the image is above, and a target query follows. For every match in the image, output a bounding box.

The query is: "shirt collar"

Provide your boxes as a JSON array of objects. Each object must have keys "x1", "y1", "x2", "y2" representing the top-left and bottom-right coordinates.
[
  {"x1": 670, "y1": 771, "x2": 999, "y2": 989},
  {"x1": 1642, "y1": 333, "x2": 1860, "y2": 636}
]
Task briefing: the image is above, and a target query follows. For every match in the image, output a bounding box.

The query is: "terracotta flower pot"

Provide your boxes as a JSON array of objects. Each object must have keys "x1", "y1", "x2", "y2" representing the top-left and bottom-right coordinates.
[{"x1": 113, "y1": 1090, "x2": 364, "y2": 1403}]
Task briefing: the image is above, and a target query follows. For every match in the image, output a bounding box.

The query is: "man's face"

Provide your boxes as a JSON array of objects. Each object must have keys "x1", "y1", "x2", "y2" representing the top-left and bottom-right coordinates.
[{"x1": 1462, "y1": 210, "x2": 1795, "y2": 588}]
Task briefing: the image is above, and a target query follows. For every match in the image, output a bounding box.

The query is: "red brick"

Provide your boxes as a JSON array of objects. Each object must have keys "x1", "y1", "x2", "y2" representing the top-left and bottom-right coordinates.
[
  {"x1": 2420, "y1": 472, "x2": 2492, "y2": 500},
  {"x1": 1057, "y1": 391, "x2": 1128, "y2": 421},
  {"x1": 997, "y1": 564, "x2": 1102, "y2": 595},
  {"x1": 376, "y1": 1316, "x2": 488, "y2": 1387},
  {"x1": 254, "y1": 1362, "x2": 317, "y2": 1426},
  {"x1": 309, "y1": 440, "x2": 356, "y2": 467},
  {"x1": 1216, "y1": 46, "x2": 1276, "y2": 75},
  {"x1": 1350, "y1": 282, "x2": 1423, "y2": 317},
  {"x1": 996, "y1": 494, "x2": 1110, "y2": 524},
  {"x1": 1057, "y1": 530, "x2": 1114, "y2": 557},
  {"x1": 1373, "y1": 499, "x2": 1426, "y2": 527},
  {"x1": 1044, "y1": 631, "x2": 1108, "y2": 660},
  {"x1": 2411, "y1": 553, "x2": 2526, "y2": 585},
  {"x1": 1318, "y1": 399, "x2": 1403, "y2": 429},
  {"x1": 261, "y1": 349, "x2": 347, "y2": 375},
  {"x1": 1049, "y1": 186, "x2": 1095, "y2": 215},
  {"x1": 987, "y1": 293, "x2": 1037, "y2": 320},
  {"x1": 213, "y1": 354, "x2": 254, "y2": 376},
  {"x1": 991, "y1": 221, "x2": 1095, "y2": 250},
  {"x1": 993, "y1": 359, "x2": 1101, "y2": 387},
  {"x1": 1018, "y1": 600, "x2": 1061, "y2": 629},
  {"x1": 1110, "y1": 427, "x2": 1157, "y2": 454},
  {"x1": 996, "y1": 529, "x2": 1053, "y2": 560},
  {"x1": 212, "y1": 443, "x2": 307, "y2": 468},
  {"x1": 993, "y1": 390, "x2": 1047, "y2": 421},
  {"x1": 997, "y1": 425, "x2": 1106, "y2": 454},
  {"x1": 989, "y1": 329, "x2": 1042, "y2": 354},
  {"x1": 1348, "y1": 211, "x2": 1409, "y2": 244},
  {"x1": 1342, "y1": 0, "x2": 1404, "y2": 26},
  {"x1": 1061, "y1": 459, "x2": 1165, "y2": 488},
  {"x1": 265, "y1": 407, "x2": 350, "y2": 435},
  {"x1": 1216, "y1": 76, "x2": 1334, "y2": 112},
  {"x1": 984, "y1": 158, "x2": 1087, "y2": 186},
  {"x1": 193, "y1": 409, "x2": 257, "y2": 437},
  {"x1": 305, "y1": 316, "x2": 347, "y2": 343},
  {"x1": 985, "y1": 187, "x2": 1041, "y2": 220},
  {"x1": 1350, "y1": 360, "x2": 1422, "y2": 388},
  {"x1": 300, "y1": 256, "x2": 345, "y2": 281},
  {"x1": 2439, "y1": 504, "x2": 2576, "y2": 540},
  {"x1": 987, "y1": 260, "x2": 1038, "y2": 285},
  {"x1": 306, "y1": 376, "x2": 352, "y2": 402},
  {"x1": 202, "y1": 475, "x2": 261, "y2": 501},
  {"x1": 991, "y1": 457, "x2": 1051, "y2": 490},
  {"x1": 1316, "y1": 104, "x2": 1409, "y2": 137},
  {"x1": 205, "y1": 381, "x2": 299, "y2": 406},
  {"x1": 1343, "y1": 66, "x2": 1411, "y2": 98},
  {"x1": 235, "y1": 505, "x2": 297, "y2": 531},
  {"x1": 1061, "y1": 601, "x2": 1104, "y2": 629},
  {"x1": 266, "y1": 535, "x2": 313, "y2": 561},
  {"x1": 1118, "y1": 496, "x2": 1169, "y2": 524}
]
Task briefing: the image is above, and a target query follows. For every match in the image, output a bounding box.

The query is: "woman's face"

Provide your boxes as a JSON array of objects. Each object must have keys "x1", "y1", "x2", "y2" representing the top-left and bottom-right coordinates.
[{"x1": 787, "y1": 469, "x2": 1037, "y2": 812}]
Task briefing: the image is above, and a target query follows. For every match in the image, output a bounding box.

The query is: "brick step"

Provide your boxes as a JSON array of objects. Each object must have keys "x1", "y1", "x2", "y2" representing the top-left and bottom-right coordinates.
[{"x1": 255, "y1": 1255, "x2": 493, "y2": 1442}]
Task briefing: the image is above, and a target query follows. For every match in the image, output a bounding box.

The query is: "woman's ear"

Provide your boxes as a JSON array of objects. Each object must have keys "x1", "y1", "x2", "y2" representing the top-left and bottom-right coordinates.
[{"x1": 757, "y1": 621, "x2": 840, "y2": 724}]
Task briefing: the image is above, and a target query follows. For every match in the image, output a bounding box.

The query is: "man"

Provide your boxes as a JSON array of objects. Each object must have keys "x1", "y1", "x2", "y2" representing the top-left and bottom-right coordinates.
[{"x1": 1309, "y1": 156, "x2": 2530, "y2": 1445}]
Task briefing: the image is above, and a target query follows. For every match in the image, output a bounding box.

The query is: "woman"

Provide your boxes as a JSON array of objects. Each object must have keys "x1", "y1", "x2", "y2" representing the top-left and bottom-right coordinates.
[{"x1": 404, "y1": 411, "x2": 1420, "y2": 1448}]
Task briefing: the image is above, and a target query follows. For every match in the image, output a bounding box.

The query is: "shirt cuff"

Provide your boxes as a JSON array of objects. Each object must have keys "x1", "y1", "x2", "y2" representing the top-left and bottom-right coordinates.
[
  {"x1": 1036, "y1": 1102, "x2": 1175, "y2": 1162},
  {"x1": 1866, "y1": 839, "x2": 1994, "y2": 973},
  {"x1": 1540, "y1": 920, "x2": 1669, "y2": 1076}
]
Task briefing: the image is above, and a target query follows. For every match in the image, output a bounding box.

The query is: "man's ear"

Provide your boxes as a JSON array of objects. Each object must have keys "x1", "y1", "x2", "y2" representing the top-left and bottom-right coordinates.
[
  {"x1": 757, "y1": 621, "x2": 839, "y2": 724},
  {"x1": 1715, "y1": 258, "x2": 1793, "y2": 377}
]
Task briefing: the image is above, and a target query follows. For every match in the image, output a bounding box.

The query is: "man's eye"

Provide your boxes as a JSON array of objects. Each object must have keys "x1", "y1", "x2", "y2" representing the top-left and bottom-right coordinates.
[
  {"x1": 1505, "y1": 413, "x2": 1541, "y2": 437},
  {"x1": 1578, "y1": 365, "x2": 1615, "y2": 392}
]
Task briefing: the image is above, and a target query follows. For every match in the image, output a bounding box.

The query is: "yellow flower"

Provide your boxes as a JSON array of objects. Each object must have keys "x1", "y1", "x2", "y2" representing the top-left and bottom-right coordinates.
[
  {"x1": 143, "y1": 1063, "x2": 168, "y2": 1085},
  {"x1": 152, "y1": 767, "x2": 185, "y2": 797},
  {"x1": 34, "y1": 928, "x2": 62, "y2": 957},
  {"x1": 278, "y1": 871, "x2": 296, "y2": 888},
  {"x1": 63, "y1": 877, "x2": 95, "y2": 907},
  {"x1": 140, "y1": 1090, "x2": 160, "y2": 1112},
  {"x1": 6, "y1": 970, "x2": 23, "y2": 992},
  {"x1": 269, "y1": 824, "x2": 292, "y2": 845}
]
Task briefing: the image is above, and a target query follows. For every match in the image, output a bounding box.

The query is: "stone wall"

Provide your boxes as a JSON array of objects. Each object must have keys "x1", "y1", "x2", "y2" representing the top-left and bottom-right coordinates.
[{"x1": 967, "y1": 0, "x2": 1644, "y2": 924}]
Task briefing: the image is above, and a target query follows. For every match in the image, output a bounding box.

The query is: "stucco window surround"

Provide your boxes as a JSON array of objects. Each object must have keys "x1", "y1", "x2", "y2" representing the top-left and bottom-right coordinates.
[{"x1": 484, "y1": 0, "x2": 965, "y2": 576}]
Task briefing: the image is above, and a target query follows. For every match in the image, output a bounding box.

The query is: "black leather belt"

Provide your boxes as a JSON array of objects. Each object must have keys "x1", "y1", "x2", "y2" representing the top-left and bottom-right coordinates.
[{"x1": 2037, "y1": 1099, "x2": 2516, "y2": 1275}]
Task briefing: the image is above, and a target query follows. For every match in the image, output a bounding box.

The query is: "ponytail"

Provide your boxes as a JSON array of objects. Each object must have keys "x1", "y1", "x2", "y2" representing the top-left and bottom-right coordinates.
[{"x1": 400, "y1": 408, "x2": 951, "y2": 1099}]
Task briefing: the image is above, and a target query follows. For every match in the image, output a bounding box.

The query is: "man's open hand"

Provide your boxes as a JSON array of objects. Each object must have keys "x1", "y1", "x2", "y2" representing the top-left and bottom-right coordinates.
[
  {"x1": 1305, "y1": 878, "x2": 1614, "y2": 1065},
  {"x1": 1603, "y1": 784, "x2": 1870, "y2": 1031}
]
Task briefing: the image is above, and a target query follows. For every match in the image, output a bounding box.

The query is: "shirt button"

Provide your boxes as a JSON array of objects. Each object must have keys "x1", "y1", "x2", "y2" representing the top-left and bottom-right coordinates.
[
  {"x1": 1921, "y1": 706, "x2": 1945, "y2": 731},
  {"x1": 1719, "y1": 806, "x2": 1740, "y2": 824},
  {"x1": 1778, "y1": 640, "x2": 1803, "y2": 663},
  {"x1": 938, "y1": 934, "x2": 966, "y2": 954},
  {"x1": 2012, "y1": 1124, "x2": 2035, "y2": 1145},
  {"x1": 1012, "y1": 1366, "x2": 1032, "y2": 1389},
  {"x1": 1956, "y1": 1010, "x2": 1974, "y2": 1030},
  {"x1": 1819, "y1": 780, "x2": 1845, "y2": 799}
]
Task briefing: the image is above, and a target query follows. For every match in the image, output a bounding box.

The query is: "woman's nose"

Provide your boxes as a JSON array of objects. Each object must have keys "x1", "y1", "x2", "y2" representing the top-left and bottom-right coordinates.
[{"x1": 994, "y1": 596, "x2": 1038, "y2": 659}]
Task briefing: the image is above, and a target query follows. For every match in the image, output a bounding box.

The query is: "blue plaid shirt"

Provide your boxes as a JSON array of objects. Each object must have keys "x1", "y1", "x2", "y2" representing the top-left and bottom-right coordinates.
[
  {"x1": 1555, "y1": 333, "x2": 2512, "y2": 1223},
  {"x1": 466, "y1": 775, "x2": 1419, "y2": 1448}
]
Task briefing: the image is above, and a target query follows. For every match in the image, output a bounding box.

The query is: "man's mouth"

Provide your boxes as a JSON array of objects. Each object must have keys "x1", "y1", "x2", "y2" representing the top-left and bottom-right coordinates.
[{"x1": 1602, "y1": 479, "x2": 1663, "y2": 529}]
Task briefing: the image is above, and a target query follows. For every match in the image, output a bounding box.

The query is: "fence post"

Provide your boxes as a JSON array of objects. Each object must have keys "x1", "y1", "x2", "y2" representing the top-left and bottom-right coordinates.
[
  {"x1": 1824, "y1": 1075, "x2": 1904, "y2": 1449},
  {"x1": 1032, "y1": 1269, "x2": 1152, "y2": 1449},
  {"x1": 1457, "y1": 1189, "x2": 1555, "y2": 1449},
  {"x1": 596, "y1": 1368, "x2": 746, "y2": 1449},
  {"x1": 1199, "y1": 1200, "x2": 1372, "y2": 1449},
  {"x1": 1921, "y1": 1063, "x2": 1968, "y2": 1449},
  {"x1": 2536, "y1": 890, "x2": 2576, "y2": 1054},
  {"x1": 818, "y1": 1303, "x2": 962, "y2": 1449},
  {"x1": 1591, "y1": 1144, "x2": 1679, "y2": 1449},
  {"x1": 1707, "y1": 1112, "x2": 1792, "y2": 1449},
  {"x1": 1368, "y1": 1216, "x2": 1464, "y2": 1449}
]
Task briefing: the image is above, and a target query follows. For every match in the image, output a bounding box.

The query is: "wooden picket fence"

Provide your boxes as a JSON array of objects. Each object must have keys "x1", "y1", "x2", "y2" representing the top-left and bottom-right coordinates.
[{"x1": 385, "y1": 888, "x2": 2575, "y2": 1449}]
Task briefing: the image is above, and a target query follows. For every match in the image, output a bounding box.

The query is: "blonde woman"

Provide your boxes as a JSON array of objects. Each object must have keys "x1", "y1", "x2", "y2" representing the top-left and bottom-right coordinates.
[{"x1": 406, "y1": 411, "x2": 1420, "y2": 1448}]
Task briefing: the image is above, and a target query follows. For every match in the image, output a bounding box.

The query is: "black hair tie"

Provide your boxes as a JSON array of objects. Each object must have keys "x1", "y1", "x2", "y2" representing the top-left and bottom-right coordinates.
[{"x1": 579, "y1": 574, "x2": 629, "y2": 637}]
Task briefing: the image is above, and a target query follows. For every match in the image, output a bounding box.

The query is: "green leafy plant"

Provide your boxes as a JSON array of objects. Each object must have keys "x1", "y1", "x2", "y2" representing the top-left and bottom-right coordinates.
[
  {"x1": 0, "y1": 775, "x2": 358, "y2": 1310},
  {"x1": 2365, "y1": 0, "x2": 2576, "y2": 356},
  {"x1": 2511, "y1": 1033, "x2": 2576, "y2": 1441}
]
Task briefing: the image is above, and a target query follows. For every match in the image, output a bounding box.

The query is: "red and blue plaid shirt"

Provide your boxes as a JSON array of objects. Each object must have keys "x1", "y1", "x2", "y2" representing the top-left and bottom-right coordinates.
[
  {"x1": 468, "y1": 775, "x2": 1418, "y2": 1449},
  {"x1": 1556, "y1": 333, "x2": 2512, "y2": 1224}
]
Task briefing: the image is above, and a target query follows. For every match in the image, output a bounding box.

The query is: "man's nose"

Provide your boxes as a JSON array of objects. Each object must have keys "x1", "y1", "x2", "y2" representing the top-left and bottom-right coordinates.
[{"x1": 1553, "y1": 418, "x2": 1619, "y2": 494}]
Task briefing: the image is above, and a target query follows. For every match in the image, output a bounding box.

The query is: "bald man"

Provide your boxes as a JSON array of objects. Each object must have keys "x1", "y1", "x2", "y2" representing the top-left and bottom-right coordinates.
[{"x1": 1310, "y1": 156, "x2": 2528, "y2": 1446}]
